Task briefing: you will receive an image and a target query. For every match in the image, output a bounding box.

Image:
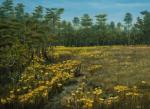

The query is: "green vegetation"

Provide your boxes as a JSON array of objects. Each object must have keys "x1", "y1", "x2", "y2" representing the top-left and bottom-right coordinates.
[
  {"x1": 0, "y1": 0, "x2": 150, "y2": 109},
  {"x1": 1, "y1": 46, "x2": 150, "y2": 109}
]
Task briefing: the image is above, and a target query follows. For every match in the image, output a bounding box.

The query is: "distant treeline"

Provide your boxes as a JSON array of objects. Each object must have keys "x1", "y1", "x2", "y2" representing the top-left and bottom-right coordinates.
[
  {"x1": 63, "y1": 12, "x2": 150, "y2": 46},
  {"x1": 0, "y1": 0, "x2": 150, "y2": 82}
]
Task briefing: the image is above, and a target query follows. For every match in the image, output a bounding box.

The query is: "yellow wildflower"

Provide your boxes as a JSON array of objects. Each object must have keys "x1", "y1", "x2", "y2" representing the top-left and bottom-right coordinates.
[
  {"x1": 71, "y1": 92, "x2": 75, "y2": 96},
  {"x1": 93, "y1": 88, "x2": 102, "y2": 95},
  {"x1": 17, "y1": 88, "x2": 21, "y2": 92},
  {"x1": 45, "y1": 72, "x2": 49, "y2": 75},
  {"x1": 43, "y1": 90, "x2": 48, "y2": 97},
  {"x1": 10, "y1": 90, "x2": 14, "y2": 94},
  {"x1": 126, "y1": 92, "x2": 139, "y2": 96},
  {"x1": 107, "y1": 96, "x2": 119, "y2": 102},
  {"x1": 99, "y1": 98, "x2": 104, "y2": 102},
  {"x1": 141, "y1": 81, "x2": 146, "y2": 84},
  {"x1": 6, "y1": 97, "x2": 11, "y2": 102},
  {"x1": 1, "y1": 98, "x2": 7, "y2": 104},
  {"x1": 23, "y1": 87, "x2": 27, "y2": 90},
  {"x1": 84, "y1": 98, "x2": 93, "y2": 108},
  {"x1": 57, "y1": 83, "x2": 62, "y2": 87},
  {"x1": 114, "y1": 85, "x2": 128, "y2": 92},
  {"x1": 10, "y1": 94, "x2": 15, "y2": 99}
]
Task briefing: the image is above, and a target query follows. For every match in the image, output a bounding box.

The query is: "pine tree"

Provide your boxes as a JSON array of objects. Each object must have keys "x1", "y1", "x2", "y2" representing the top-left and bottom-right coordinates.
[
  {"x1": 1, "y1": 0, "x2": 14, "y2": 18},
  {"x1": 95, "y1": 14, "x2": 107, "y2": 44},
  {"x1": 33, "y1": 5, "x2": 43, "y2": 21},
  {"x1": 15, "y1": 3, "x2": 25, "y2": 21},
  {"x1": 124, "y1": 12, "x2": 133, "y2": 44}
]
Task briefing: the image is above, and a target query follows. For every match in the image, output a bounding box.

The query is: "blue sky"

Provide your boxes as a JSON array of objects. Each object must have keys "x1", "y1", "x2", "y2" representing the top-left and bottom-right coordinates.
[{"x1": 0, "y1": 0, "x2": 150, "y2": 23}]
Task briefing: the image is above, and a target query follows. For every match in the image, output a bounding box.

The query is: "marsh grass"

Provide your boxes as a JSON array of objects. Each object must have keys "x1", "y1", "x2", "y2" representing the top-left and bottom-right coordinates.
[{"x1": 0, "y1": 46, "x2": 150, "y2": 109}]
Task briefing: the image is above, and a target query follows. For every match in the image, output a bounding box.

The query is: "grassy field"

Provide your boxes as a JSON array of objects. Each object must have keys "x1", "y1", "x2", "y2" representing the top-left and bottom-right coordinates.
[
  {"x1": 47, "y1": 46, "x2": 150, "y2": 109},
  {"x1": 1, "y1": 46, "x2": 150, "y2": 109},
  {"x1": 54, "y1": 46, "x2": 150, "y2": 85}
]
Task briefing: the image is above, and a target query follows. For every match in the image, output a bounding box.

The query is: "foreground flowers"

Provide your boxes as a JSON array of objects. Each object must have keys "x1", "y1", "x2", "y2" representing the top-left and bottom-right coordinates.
[
  {"x1": 61, "y1": 82, "x2": 149, "y2": 109},
  {"x1": 0, "y1": 56, "x2": 81, "y2": 105}
]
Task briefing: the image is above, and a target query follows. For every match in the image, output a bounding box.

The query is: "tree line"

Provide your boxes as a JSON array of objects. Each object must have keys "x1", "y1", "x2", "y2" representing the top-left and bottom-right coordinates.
[
  {"x1": 61, "y1": 11, "x2": 150, "y2": 46},
  {"x1": 0, "y1": 0, "x2": 150, "y2": 83}
]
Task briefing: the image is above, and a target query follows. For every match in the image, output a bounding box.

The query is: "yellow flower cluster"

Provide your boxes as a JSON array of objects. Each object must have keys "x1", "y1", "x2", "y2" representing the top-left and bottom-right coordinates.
[
  {"x1": 83, "y1": 98, "x2": 94, "y2": 108},
  {"x1": 126, "y1": 92, "x2": 140, "y2": 96},
  {"x1": 93, "y1": 87, "x2": 102, "y2": 95},
  {"x1": 64, "y1": 83, "x2": 104, "y2": 109},
  {"x1": 0, "y1": 56, "x2": 81, "y2": 105},
  {"x1": 114, "y1": 85, "x2": 129, "y2": 92},
  {"x1": 63, "y1": 84, "x2": 143, "y2": 109},
  {"x1": 79, "y1": 51, "x2": 102, "y2": 58},
  {"x1": 48, "y1": 60, "x2": 81, "y2": 76},
  {"x1": 104, "y1": 96, "x2": 119, "y2": 105},
  {"x1": 19, "y1": 85, "x2": 48, "y2": 103}
]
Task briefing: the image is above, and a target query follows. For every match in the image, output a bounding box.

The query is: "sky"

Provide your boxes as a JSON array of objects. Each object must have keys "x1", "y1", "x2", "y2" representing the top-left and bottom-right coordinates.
[{"x1": 0, "y1": 0, "x2": 150, "y2": 23}]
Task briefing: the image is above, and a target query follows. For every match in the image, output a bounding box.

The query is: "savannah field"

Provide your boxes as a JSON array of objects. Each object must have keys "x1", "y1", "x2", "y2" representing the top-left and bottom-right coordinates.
[
  {"x1": 1, "y1": 46, "x2": 150, "y2": 109},
  {"x1": 54, "y1": 45, "x2": 150, "y2": 85},
  {"x1": 1, "y1": 0, "x2": 150, "y2": 109}
]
